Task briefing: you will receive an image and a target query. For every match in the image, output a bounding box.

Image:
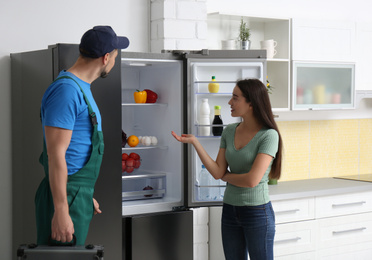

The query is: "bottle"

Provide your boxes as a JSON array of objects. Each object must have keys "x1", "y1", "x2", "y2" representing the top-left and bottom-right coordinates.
[
  {"x1": 219, "y1": 179, "x2": 226, "y2": 200},
  {"x1": 199, "y1": 98, "x2": 210, "y2": 136},
  {"x1": 209, "y1": 174, "x2": 220, "y2": 201},
  {"x1": 199, "y1": 165, "x2": 210, "y2": 200},
  {"x1": 212, "y1": 105, "x2": 223, "y2": 136},
  {"x1": 208, "y1": 76, "x2": 220, "y2": 93}
]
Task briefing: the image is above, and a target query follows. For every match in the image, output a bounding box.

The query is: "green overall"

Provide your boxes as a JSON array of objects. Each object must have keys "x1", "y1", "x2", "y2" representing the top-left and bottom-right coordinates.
[{"x1": 35, "y1": 76, "x2": 104, "y2": 246}]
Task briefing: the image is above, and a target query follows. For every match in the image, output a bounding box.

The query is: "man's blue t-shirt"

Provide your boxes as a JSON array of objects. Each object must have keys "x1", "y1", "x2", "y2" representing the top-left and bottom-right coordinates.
[{"x1": 41, "y1": 71, "x2": 102, "y2": 175}]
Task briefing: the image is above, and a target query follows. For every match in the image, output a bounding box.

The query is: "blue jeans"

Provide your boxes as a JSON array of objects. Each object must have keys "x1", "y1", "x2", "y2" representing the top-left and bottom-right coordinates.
[{"x1": 221, "y1": 202, "x2": 275, "y2": 260}]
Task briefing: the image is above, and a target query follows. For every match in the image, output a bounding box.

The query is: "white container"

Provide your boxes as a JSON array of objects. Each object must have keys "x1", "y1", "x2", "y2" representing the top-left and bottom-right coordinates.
[{"x1": 198, "y1": 98, "x2": 210, "y2": 136}]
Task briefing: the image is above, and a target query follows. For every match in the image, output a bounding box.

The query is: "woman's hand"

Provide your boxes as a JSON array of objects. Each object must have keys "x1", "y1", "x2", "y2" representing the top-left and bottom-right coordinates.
[
  {"x1": 171, "y1": 131, "x2": 197, "y2": 144},
  {"x1": 93, "y1": 198, "x2": 102, "y2": 215}
]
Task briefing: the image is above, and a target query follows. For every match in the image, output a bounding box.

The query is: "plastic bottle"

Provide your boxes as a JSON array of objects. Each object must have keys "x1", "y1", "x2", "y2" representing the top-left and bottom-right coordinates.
[
  {"x1": 208, "y1": 76, "x2": 220, "y2": 93},
  {"x1": 209, "y1": 175, "x2": 220, "y2": 201},
  {"x1": 212, "y1": 105, "x2": 223, "y2": 136},
  {"x1": 199, "y1": 165, "x2": 210, "y2": 200},
  {"x1": 199, "y1": 98, "x2": 211, "y2": 136},
  {"x1": 219, "y1": 179, "x2": 226, "y2": 200}
]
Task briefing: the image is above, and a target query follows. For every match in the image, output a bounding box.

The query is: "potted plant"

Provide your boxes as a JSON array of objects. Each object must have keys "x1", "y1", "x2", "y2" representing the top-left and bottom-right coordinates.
[{"x1": 239, "y1": 18, "x2": 251, "y2": 50}]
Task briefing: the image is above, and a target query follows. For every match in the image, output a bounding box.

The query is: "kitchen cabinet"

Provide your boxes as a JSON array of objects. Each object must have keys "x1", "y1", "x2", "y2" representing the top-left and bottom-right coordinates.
[
  {"x1": 292, "y1": 18, "x2": 356, "y2": 62},
  {"x1": 356, "y1": 22, "x2": 372, "y2": 91},
  {"x1": 292, "y1": 62, "x2": 355, "y2": 110},
  {"x1": 207, "y1": 12, "x2": 291, "y2": 111}
]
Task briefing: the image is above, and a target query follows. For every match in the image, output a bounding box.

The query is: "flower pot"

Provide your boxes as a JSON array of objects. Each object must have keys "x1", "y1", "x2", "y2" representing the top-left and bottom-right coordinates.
[
  {"x1": 268, "y1": 179, "x2": 278, "y2": 185},
  {"x1": 240, "y1": 40, "x2": 250, "y2": 50}
]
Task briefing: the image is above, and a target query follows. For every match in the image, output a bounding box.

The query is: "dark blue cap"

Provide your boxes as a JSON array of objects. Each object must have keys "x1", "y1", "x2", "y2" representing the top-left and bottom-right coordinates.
[{"x1": 79, "y1": 26, "x2": 129, "y2": 58}]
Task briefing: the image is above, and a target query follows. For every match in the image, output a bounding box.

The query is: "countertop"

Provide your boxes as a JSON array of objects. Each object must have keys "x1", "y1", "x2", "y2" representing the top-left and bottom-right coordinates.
[{"x1": 269, "y1": 177, "x2": 372, "y2": 201}]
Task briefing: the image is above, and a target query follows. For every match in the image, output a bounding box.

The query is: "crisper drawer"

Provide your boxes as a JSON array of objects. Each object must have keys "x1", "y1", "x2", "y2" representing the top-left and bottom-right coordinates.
[
  {"x1": 272, "y1": 197, "x2": 315, "y2": 224},
  {"x1": 274, "y1": 220, "x2": 316, "y2": 257},
  {"x1": 317, "y1": 212, "x2": 372, "y2": 249},
  {"x1": 315, "y1": 191, "x2": 372, "y2": 218},
  {"x1": 122, "y1": 173, "x2": 166, "y2": 201}
]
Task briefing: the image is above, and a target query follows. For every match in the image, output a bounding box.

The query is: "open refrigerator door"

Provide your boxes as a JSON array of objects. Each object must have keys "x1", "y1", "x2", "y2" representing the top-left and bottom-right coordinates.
[{"x1": 185, "y1": 51, "x2": 266, "y2": 207}]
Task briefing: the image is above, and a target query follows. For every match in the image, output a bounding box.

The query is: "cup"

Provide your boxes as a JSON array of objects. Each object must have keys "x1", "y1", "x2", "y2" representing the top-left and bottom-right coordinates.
[
  {"x1": 221, "y1": 40, "x2": 236, "y2": 50},
  {"x1": 260, "y1": 39, "x2": 277, "y2": 59}
]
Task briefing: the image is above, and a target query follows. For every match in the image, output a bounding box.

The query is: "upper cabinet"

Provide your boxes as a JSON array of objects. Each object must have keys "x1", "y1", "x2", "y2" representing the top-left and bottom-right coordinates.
[
  {"x1": 292, "y1": 18, "x2": 356, "y2": 62},
  {"x1": 207, "y1": 12, "x2": 291, "y2": 111},
  {"x1": 356, "y1": 22, "x2": 372, "y2": 91}
]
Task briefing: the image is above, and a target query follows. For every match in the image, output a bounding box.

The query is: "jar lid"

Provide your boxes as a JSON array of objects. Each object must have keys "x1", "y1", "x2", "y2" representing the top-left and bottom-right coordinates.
[{"x1": 214, "y1": 105, "x2": 221, "y2": 109}]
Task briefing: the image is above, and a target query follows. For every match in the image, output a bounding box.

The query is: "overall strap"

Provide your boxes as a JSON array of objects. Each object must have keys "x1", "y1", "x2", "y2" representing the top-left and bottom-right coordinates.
[{"x1": 54, "y1": 75, "x2": 98, "y2": 126}]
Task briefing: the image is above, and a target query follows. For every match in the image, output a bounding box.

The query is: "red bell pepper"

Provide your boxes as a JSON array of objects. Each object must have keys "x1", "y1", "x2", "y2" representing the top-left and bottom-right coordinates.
[{"x1": 144, "y1": 89, "x2": 158, "y2": 103}]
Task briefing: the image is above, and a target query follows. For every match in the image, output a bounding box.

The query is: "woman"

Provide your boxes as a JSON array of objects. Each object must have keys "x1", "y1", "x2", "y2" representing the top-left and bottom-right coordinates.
[{"x1": 172, "y1": 78, "x2": 282, "y2": 260}]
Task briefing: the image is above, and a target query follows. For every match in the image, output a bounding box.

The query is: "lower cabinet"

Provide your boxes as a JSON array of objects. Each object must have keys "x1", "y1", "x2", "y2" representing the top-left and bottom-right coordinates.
[
  {"x1": 272, "y1": 191, "x2": 372, "y2": 259},
  {"x1": 209, "y1": 191, "x2": 372, "y2": 260}
]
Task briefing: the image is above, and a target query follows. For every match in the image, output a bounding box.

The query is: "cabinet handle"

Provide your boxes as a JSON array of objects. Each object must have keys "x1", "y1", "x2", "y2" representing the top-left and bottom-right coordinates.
[
  {"x1": 332, "y1": 227, "x2": 367, "y2": 235},
  {"x1": 275, "y1": 237, "x2": 301, "y2": 244},
  {"x1": 275, "y1": 209, "x2": 300, "y2": 214},
  {"x1": 332, "y1": 201, "x2": 366, "y2": 208}
]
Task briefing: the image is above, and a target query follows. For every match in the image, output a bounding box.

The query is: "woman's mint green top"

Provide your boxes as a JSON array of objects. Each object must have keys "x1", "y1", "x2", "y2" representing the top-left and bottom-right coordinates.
[{"x1": 220, "y1": 123, "x2": 279, "y2": 206}]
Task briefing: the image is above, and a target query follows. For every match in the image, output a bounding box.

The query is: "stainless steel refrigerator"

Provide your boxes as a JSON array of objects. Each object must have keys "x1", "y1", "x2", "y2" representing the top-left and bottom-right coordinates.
[{"x1": 11, "y1": 45, "x2": 266, "y2": 260}]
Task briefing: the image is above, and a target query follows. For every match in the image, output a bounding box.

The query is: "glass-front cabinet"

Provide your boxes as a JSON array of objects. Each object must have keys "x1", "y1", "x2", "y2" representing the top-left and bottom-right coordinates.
[{"x1": 292, "y1": 62, "x2": 355, "y2": 110}]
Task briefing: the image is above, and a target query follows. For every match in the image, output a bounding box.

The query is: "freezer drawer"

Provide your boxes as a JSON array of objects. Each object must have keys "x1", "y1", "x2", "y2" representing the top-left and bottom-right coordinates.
[{"x1": 123, "y1": 210, "x2": 193, "y2": 260}]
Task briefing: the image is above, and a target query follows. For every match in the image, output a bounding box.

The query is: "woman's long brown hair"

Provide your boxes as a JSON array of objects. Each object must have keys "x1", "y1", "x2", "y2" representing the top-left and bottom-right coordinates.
[{"x1": 236, "y1": 78, "x2": 283, "y2": 180}]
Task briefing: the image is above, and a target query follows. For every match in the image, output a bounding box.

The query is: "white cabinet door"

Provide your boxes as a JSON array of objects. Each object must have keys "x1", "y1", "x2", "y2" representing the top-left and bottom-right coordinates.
[
  {"x1": 356, "y1": 22, "x2": 372, "y2": 90},
  {"x1": 315, "y1": 191, "x2": 372, "y2": 218},
  {"x1": 275, "y1": 251, "x2": 316, "y2": 260},
  {"x1": 317, "y1": 212, "x2": 372, "y2": 249},
  {"x1": 272, "y1": 197, "x2": 315, "y2": 224},
  {"x1": 317, "y1": 240, "x2": 372, "y2": 260},
  {"x1": 274, "y1": 220, "x2": 317, "y2": 257},
  {"x1": 292, "y1": 18, "x2": 355, "y2": 62}
]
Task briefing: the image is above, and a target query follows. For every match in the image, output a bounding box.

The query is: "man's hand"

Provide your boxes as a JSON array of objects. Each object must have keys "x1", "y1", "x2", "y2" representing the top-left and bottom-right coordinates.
[
  {"x1": 93, "y1": 198, "x2": 102, "y2": 215},
  {"x1": 51, "y1": 209, "x2": 74, "y2": 243}
]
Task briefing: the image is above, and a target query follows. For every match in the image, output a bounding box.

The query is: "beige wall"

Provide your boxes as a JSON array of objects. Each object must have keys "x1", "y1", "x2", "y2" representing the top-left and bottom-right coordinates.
[{"x1": 278, "y1": 119, "x2": 372, "y2": 181}]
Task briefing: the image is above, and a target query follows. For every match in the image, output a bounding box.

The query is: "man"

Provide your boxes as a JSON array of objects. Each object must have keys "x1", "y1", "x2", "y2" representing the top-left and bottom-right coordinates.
[{"x1": 35, "y1": 26, "x2": 129, "y2": 245}]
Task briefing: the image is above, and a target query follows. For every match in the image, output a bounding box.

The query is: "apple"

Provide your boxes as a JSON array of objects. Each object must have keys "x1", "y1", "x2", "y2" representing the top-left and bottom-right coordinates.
[
  {"x1": 122, "y1": 161, "x2": 126, "y2": 172},
  {"x1": 143, "y1": 185, "x2": 154, "y2": 197},
  {"x1": 126, "y1": 166, "x2": 134, "y2": 173},
  {"x1": 122, "y1": 153, "x2": 129, "y2": 161},
  {"x1": 134, "y1": 159, "x2": 141, "y2": 169},
  {"x1": 129, "y1": 152, "x2": 140, "y2": 160},
  {"x1": 126, "y1": 157, "x2": 135, "y2": 167}
]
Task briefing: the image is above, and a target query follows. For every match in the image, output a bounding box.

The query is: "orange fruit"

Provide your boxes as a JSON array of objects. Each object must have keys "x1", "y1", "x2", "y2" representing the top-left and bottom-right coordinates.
[{"x1": 127, "y1": 135, "x2": 139, "y2": 147}]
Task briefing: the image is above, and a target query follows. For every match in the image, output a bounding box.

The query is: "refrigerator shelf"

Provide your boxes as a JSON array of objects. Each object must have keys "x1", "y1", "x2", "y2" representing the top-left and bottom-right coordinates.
[
  {"x1": 195, "y1": 124, "x2": 229, "y2": 127},
  {"x1": 194, "y1": 81, "x2": 236, "y2": 84},
  {"x1": 195, "y1": 92, "x2": 232, "y2": 96},
  {"x1": 121, "y1": 103, "x2": 167, "y2": 107},
  {"x1": 196, "y1": 184, "x2": 226, "y2": 188},
  {"x1": 122, "y1": 171, "x2": 166, "y2": 180},
  {"x1": 122, "y1": 145, "x2": 168, "y2": 151}
]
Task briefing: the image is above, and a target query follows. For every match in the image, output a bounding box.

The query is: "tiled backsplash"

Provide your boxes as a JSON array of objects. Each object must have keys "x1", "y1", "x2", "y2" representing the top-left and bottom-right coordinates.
[{"x1": 277, "y1": 118, "x2": 372, "y2": 181}]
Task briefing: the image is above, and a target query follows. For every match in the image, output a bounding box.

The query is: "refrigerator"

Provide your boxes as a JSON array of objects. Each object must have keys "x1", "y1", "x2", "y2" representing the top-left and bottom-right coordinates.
[{"x1": 11, "y1": 45, "x2": 266, "y2": 260}]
